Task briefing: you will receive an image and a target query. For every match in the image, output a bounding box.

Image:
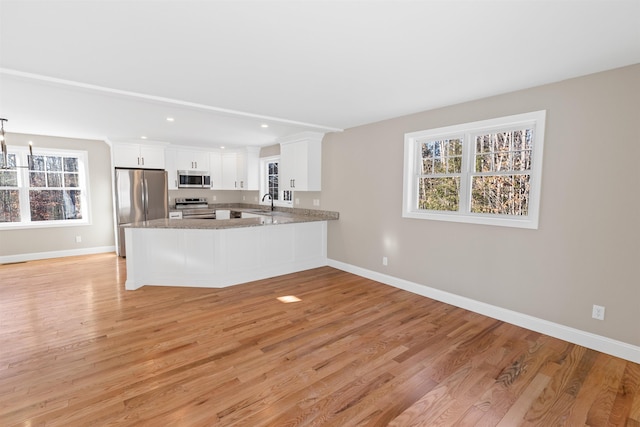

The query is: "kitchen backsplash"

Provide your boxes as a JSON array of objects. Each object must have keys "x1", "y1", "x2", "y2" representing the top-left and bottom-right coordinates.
[{"x1": 168, "y1": 189, "x2": 323, "y2": 210}]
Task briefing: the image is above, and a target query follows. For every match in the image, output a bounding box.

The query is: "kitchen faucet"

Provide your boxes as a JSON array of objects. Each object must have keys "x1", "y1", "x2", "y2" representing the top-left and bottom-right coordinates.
[{"x1": 262, "y1": 193, "x2": 274, "y2": 211}]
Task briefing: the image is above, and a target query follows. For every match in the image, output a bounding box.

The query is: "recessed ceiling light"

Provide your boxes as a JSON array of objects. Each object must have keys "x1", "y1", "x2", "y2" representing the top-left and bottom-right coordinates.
[
  {"x1": 277, "y1": 295, "x2": 301, "y2": 303},
  {"x1": 220, "y1": 146, "x2": 225, "y2": 149},
  {"x1": 166, "y1": 117, "x2": 175, "y2": 122},
  {"x1": 261, "y1": 123, "x2": 269, "y2": 128},
  {"x1": 140, "y1": 136, "x2": 147, "y2": 139}
]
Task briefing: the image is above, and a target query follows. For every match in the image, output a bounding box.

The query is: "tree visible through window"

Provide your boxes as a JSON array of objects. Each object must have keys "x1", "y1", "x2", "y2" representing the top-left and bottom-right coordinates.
[
  {"x1": 471, "y1": 130, "x2": 533, "y2": 216},
  {"x1": 403, "y1": 111, "x2": 546, "y2": 229},
  {"x1": 0, "y1": 148, "x2": 88, "y2": 227},
  {"x1": 419, "y1": 138, "x2": 462, "y2": 211},
  {"x1": 29, "y1": 155, "x2": 82, "y2": 221},
  {"x1": 0, "y1": 153, "x2": 20, "y2": 222},
  {"x1": 266, "y1": 160, "x2": 279, "y2": 201}
]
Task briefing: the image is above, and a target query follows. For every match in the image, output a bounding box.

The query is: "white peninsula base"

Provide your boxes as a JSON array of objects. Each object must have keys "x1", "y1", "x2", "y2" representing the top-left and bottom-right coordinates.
[{"x1": 124, "y1": 221, "x2": 327, "y2": 290}]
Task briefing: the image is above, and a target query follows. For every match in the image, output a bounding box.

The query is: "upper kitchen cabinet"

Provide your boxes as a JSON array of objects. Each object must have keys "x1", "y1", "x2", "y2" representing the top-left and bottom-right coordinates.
[
  {"x1": 239, "y1": 147, "x2": 260, "y2": 191},
  {"x1": 220, "y1": 151, "x2": 239, "y2": 190},
  {"x1": 279, "y1": 132, "x2": 323, "y2": 192},
  {"x1": 176, "y1": 150, "x2": 210, "y2": 172},
  {"x1": 165, "y1": 148, "x2": 178, "y2": 189},
  {"x1": 219, "y1": 147, "x2": 259, "y2": 190},
  {"x1": 113, "y1": 143, "x2": 165, "y2": 169},
  {"x1": 209, "y1": 151, "x2": 223, "y2": 190}
]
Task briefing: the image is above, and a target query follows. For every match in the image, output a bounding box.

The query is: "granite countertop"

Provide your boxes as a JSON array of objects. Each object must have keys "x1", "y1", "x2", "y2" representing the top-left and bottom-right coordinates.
[{"x1": 128, "y1": 205, "x2": 339, "y2": 230}]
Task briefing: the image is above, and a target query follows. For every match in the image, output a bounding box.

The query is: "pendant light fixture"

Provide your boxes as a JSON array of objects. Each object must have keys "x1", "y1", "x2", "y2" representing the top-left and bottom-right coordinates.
[
  {"x1": 0, "y1": 118, "x2": 35, "y2": 170},
  {"x1": 0, "y1": 118, "x2": 8, "y2": 169}
]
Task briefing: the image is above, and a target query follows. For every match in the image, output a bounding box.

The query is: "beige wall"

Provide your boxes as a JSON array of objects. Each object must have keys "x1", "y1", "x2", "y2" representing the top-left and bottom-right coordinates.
[
  {"x1": 0, "y1": 134, "x2": 115, "y2": 257},
  {"x1": 323, "y1": 64, "x2": 640, "y2": 346}
]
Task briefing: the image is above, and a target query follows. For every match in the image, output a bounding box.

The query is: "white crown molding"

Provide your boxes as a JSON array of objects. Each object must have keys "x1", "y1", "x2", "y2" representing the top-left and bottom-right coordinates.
[{"x1": 0, "y1": 68, "x2": 344, "y2": 133}]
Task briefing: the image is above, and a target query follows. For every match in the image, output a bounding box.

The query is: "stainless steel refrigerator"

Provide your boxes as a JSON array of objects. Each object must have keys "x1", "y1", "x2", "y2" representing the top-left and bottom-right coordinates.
[{"x1": 115, "y1": 168, "x2": 168, "y2": 257}]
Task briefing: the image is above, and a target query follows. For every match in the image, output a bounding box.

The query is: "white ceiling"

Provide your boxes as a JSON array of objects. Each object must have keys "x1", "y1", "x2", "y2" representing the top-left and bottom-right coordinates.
[{"x1": 1, "y1": 0, "x2": 639, "y2": 149}]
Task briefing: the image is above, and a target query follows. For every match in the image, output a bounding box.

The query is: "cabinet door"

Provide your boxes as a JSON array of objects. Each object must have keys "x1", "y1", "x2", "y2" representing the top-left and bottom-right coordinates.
[
  {"x1": 242, "y1": 147, "x2": 260, "y2": 191},
  {"x1": 279, "y1": 139, "x2": 321, "y2": 191},
  {"x1": 114, "y1": 144, "x2": 166, "y2": 169},
  {"x1": 221, "y1": 152, "x2": 238, "y2": 189},
  {"x1": 114, "y1": 144, "x2": 143, "y2": 168},
  {"x1": 280, "y1": 142, "x2": 305, "y2": 189},
  {"x1": 236, "y1": 150, "x2": 247, "y2": 189},
  {"x1": 209, "y1": 151, "x2": 222, "y2": 190},
  {"x1": 139, "y1": 146, "x2": 165, "y2": 169},
  {"x1": 279, "y1": 142, "x2": 295, "y2": 191},
  {"x1": 165, "y1": 148, "x2": 178, "y2": 190},
  {"x1": 231, "y1": 148, "x2": 259, "y2": 191},
  {"x1": 193, "y1": 151, "x2": 210, "y2": 171},
  {"x1": 176, "y1": 150, "x2": 210, "y2": 171}
]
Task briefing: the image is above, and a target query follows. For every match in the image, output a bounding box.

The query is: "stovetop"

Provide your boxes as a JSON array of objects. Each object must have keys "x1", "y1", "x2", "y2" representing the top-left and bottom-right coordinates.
[{"x1": 175, "y1": 197, "x2": 209, "y2": 209}]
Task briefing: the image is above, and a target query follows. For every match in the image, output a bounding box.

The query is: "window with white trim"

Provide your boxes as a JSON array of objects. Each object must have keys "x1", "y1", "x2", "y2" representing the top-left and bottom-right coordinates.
[
  {"x1": 265, "y1": 158, "x2": 279, "y2": 201},
  {"x1": 259, "y1": 155, "x2": 293, "y2": 207},
  {"x1": 403, "y1": 111, "x2": 545, "y2": 229},
  {"x1": 0, "y1": 147, "x2": 89, "y2": 228}
]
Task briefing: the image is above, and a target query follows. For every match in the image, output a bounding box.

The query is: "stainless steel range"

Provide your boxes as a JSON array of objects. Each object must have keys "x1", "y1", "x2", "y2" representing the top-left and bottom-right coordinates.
[{"x1": 174, "y1": 197, "x2": 216, "y2": 219}]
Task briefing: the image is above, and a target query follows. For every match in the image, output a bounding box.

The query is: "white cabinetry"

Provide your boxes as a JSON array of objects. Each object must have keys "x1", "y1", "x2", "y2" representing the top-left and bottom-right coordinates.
[
  {"x1": 176, "y1": 150, "x2": 209, "y2": 172},
  {"x1": 238, "y1": 147, "x2": 259, "y2": 191},
  {"x1": 165, "y1": 148, "x2": 179, "y2": 189},
  {"x1": 124, "y1": 221, "x2": 328, "y2": 290},
  {"x1": 167, "y1": 148, "x2": 211, "y2": 189},
  {"x1": 279, "y1": 132, "x2": 323, "y2": 191},
  {"x1": 114, "y1": 143, "x2": 165, "y2": 169},
  {"x1": 209, "y1": 151, "x2": 223, "y2": 190},
  {"x1": 221, "y1": 152, "x2": 238, "y2": 189},
  {"x1": 220, "y1": 148, "x2": 259, "y2": 190}
]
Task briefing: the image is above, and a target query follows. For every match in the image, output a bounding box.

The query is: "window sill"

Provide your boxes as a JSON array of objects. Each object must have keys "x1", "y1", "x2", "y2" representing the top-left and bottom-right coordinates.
[
  {"x1": 402, "y1": 210, "x2": 538, "y2": 229},
  {"x1": 0, "y1": 219, "x2": 90, "y2": 230}
]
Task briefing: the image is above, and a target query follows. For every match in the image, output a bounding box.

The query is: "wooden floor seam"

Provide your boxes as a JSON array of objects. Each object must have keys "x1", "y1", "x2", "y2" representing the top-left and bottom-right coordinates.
[{"x1": 0, "y1": 253, "x2": 638, "y2": 426}]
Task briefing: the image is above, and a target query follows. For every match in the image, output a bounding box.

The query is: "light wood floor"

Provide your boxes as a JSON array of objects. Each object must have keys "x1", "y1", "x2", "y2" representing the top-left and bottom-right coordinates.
[{"x1": 0, "y1": 254, "x2": 638, "y2": 426}]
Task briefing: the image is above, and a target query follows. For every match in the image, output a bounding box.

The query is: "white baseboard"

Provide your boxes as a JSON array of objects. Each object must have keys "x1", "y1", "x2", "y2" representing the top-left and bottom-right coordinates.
[
  {"x1": 0, "y1": 246, "x2": 116, "y2": 264},
  {"x1": 327, "y1": 259, "x2": 640, "y2": 364}
]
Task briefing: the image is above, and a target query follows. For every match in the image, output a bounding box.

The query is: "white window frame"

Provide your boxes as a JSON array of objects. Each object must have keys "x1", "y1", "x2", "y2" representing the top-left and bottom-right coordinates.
[
  {"x1": 0, "y1": 146, "x2": 90, "y2": 229},
  {"x1": 403, "y1": 110, "x2": 546, "y2": 229},
  {"x1": 259, "y1": 155, "x2": 292, "y2": 207}
]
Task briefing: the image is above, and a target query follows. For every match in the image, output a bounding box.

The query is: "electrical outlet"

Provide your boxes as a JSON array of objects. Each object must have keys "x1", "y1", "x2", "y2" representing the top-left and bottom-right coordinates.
[
  {"x1": 212, "y1": 195, "x2": 217, "y2": 201},
  {"x1": 295, "y1": 198, "x2": 300, "y2": 205},
  {"x1": 382, "y1": 256, "x2": 388, "y2": 266},
  {"x1": 75, "y1": 235, "x2": 82, "y2": 243},
  {"x1": 313, "y1": 199, "x2": 320, "y2": 206},
  {"x1": 592, "y1": 304, "x2": 605, "y2": 320},
  {"x1": 242, "y1": 196, "x2": 246, "y2": 201}
]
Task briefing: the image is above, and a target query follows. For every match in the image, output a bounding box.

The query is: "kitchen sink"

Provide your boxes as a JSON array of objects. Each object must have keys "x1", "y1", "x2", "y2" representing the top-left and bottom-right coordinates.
[{"x1": 243, "y1": 209, "x2": 281, "y2": 216}]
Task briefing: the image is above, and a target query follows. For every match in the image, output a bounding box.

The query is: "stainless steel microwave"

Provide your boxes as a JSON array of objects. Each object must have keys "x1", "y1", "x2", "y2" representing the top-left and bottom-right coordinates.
[{"x1": 177, "y1": 170, "x2": 211, "y2": 188}]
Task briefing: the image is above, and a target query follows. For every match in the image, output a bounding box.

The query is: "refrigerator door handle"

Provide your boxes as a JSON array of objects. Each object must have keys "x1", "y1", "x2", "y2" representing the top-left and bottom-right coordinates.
[{"x1": 142, "y1": 177, "x2": 148, "y2": 219}]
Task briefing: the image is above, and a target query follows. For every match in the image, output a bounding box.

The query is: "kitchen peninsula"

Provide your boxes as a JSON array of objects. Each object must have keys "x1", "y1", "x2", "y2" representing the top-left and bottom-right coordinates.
[{"x1": 123, "y1": 206, "x2": 338, "y2": 290}]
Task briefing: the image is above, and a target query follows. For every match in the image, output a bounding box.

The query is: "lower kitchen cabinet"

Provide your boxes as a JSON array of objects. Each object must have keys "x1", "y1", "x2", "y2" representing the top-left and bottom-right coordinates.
[{"x1": 124, "y1": 221, "x2": 327, "y2": 290}]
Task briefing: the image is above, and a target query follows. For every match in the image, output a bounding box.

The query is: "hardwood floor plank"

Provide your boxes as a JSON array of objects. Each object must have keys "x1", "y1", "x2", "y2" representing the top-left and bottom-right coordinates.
[{"x1": 0, "y1": 253, "x2": 638, "y2": 426}]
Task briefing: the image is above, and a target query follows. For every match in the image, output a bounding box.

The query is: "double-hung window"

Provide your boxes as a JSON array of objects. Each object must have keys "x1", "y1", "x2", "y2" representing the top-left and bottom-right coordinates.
[
  {"x1": 260, "y1": 155, "x2": 280, "y2": 205},
  {"x1": 403, "y1": 111, "x2": 546, "y2": 229},
  {"x1": 259, "y1": 155, "x2": 294, "y2": 207},
  {"x1": 0, "y1": 153, "x2": 20, "y2": 222},
  {"x1": 265, "y1": 158, "x2": 279, "y2": 201},
  {"x1": 0, "y1": 147, "x2": 89, "y2": 227}
]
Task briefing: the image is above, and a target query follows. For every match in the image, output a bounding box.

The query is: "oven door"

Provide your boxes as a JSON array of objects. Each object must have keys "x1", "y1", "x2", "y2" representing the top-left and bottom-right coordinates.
[{"x1": 181, "y1": 209, "x2": 216, "y2": 219}]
